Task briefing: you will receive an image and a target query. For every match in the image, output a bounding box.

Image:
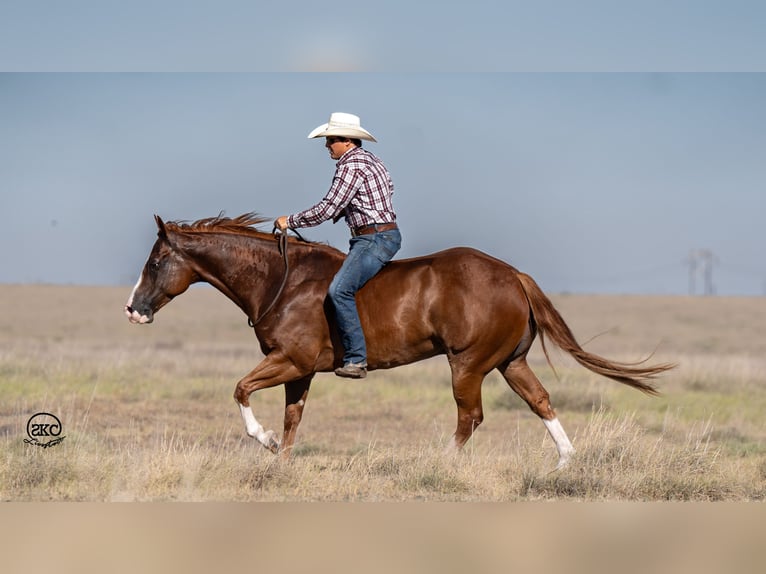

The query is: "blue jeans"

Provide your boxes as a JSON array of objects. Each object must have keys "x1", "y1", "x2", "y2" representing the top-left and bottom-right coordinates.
[{"x1": 328, "y1": 229, "x2": 402, "y2": 365}]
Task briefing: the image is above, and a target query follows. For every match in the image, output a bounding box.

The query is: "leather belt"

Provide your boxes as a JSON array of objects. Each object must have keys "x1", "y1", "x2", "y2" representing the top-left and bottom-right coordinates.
[{"x1": 351, "y1": 222, "x2": 398, "y2": 237}]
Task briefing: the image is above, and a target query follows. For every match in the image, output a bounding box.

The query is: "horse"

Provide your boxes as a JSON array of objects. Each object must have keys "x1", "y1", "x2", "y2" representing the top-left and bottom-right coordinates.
[{"x1": 124, "y1": 213, "x2": 675, "y2": 469}]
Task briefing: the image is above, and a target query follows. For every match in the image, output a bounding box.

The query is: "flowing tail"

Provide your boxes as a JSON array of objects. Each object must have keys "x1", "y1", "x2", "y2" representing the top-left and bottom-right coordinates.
[{"x1": 515, "y1": 272, "x2": 676, "y2": 395}]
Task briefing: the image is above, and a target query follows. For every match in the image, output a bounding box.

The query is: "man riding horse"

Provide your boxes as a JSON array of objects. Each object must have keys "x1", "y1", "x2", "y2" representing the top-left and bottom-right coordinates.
[{"x1": 276, "y1": 112, "x2": 401, "y2": 380}]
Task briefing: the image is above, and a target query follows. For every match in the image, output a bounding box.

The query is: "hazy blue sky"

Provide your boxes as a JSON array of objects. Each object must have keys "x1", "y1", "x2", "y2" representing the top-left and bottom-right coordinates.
[
  {"x1": 1, "y1": 2, "x2": 765, "y2": 294},
  {"x1": 1, "y1": 1, "x2": 765, "y2": 71},
  {"x1": 2, "y1": 73, "x2": 764, "y2": 295}
]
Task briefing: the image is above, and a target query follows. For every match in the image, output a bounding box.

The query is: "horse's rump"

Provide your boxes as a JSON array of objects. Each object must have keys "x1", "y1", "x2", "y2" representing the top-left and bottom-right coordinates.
[{"x1": 353, "y1": 247, "x2": 533, "y2": 371}]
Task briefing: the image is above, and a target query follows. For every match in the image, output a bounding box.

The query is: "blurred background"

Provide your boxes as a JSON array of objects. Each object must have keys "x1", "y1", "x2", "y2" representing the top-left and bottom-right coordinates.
[
  {"x1": 2, "y1": 73, "x2": 764, "y2": 295},
  {"x1": 2, "y1": 1, "x2": 764, "y2": 295}
]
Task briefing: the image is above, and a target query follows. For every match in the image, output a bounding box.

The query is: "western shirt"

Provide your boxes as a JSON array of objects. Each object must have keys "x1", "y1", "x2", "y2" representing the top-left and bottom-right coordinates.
[{"x1": 287, "y1": 147, "x2": 396, "y2": 231}]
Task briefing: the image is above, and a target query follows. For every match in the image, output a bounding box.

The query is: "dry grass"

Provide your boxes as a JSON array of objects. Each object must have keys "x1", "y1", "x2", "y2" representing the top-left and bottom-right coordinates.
[{"x1": 2, "y1": 284, "x2": 766, "y2": 501}]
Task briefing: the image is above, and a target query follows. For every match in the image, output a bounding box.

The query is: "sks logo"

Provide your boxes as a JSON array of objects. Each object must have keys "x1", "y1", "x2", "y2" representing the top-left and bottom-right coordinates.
[{"x1": 25, "y1": 412, "x2": 66, "y2": 448}]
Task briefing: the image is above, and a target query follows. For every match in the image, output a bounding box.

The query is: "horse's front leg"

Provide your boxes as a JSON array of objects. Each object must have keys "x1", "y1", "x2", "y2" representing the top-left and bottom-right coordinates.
[
  {"x1": 233, "y1": 352, "x2": 304, "y2": 454},
  {"x1": 280, "y1": 376, "x2": 314, "y2": 459}
]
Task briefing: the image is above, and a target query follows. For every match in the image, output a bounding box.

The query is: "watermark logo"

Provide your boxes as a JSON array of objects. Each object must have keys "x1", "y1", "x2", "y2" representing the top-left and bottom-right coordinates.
[{"x1": 25, "y1": 412, "x2": 66, "y2": 448}]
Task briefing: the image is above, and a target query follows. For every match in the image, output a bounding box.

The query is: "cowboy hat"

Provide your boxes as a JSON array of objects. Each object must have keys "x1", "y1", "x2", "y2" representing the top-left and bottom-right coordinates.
[{"x1": 307, "y1": 112, "x2": 377, "y2": 142}]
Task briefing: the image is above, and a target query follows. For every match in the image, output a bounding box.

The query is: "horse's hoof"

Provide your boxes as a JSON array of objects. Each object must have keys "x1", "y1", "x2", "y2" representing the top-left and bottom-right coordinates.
[
  {"x1": 263, "y1": 430, "x2": 280, "y2": 454},
  {"x1": 548, "y1": 456, "x2": 572, "y2": 474}
]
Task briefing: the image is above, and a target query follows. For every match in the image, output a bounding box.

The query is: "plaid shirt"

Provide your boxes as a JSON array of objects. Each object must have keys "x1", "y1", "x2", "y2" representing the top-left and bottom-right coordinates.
[{"x1": 287, "y1": 147, "x2": 396, "y2": 231}]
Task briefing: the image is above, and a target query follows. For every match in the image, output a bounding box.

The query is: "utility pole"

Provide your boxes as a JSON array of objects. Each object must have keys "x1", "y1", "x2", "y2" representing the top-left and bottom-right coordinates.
[
  {"x1": 687, "y1": 249, "x2": 715, "y2": 295},
  {"x1": 687, "y1": 250, "x2": 697, "y2": 295}
]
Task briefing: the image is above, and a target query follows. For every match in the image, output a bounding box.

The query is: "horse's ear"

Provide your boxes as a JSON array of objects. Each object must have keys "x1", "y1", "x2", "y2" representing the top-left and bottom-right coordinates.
[{"x1": 154, "y1": 214, "x2": 168, "y2": 240}]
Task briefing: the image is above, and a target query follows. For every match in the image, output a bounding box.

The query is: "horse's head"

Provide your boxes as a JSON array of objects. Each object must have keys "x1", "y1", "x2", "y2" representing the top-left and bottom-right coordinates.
[{"x1": 124, "y1": 215, "x2": 198, "y2": 324}]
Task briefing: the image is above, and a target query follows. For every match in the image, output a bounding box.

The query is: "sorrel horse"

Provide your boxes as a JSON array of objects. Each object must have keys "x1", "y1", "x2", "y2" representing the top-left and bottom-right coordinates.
[{"x1": 125, "y1": 213, "x2": 674, "y2": 468}]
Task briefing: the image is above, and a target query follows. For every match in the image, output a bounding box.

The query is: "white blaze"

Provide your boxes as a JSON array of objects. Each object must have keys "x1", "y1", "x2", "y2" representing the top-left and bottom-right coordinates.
[{"x1": 124, "y1": 274, "x2": 150, "y2": 323}]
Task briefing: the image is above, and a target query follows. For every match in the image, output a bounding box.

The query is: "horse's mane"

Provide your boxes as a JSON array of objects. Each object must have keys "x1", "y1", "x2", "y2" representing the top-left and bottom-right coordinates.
[
  {"x1": 164, "y1": 212, "x2": 271, "y2": 237},
  {"x1": 162, "y1": 212, "x2": 337, "y2": 252}
]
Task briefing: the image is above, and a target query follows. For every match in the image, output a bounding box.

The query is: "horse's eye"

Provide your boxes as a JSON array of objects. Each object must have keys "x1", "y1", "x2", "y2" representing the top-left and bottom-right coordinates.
[{"x1": 149, "y1": 260, "x2": 161, "y2": 271}]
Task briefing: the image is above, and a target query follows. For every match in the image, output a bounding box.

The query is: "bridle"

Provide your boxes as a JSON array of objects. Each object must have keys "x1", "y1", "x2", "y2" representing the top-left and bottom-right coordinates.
[{"x1": 247, "y1": 226, "x2": 306, "y2": 328}]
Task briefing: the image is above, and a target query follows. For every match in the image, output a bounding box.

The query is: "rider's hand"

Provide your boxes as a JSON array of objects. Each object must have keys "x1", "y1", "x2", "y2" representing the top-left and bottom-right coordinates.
[{"x1": 275, "y1": 216, "x2": 288, "y2": 231}]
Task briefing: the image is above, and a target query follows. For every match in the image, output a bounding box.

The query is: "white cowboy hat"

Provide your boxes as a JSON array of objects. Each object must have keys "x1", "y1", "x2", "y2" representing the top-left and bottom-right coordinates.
[{"x1": 307, "y1": 112, "x2": 377, "y2": 142}]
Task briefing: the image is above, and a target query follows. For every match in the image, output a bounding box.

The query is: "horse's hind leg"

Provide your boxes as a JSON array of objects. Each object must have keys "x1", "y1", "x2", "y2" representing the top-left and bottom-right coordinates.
[
  {"x1": 447, "y1": 362, "x2": 486, "y2": 450},
  {"x1": 280, "y1": 376, "x2": 313, "y2": 459},
  {"x1": 499, "y1": 358, "x2": 575, "y2": 470}
]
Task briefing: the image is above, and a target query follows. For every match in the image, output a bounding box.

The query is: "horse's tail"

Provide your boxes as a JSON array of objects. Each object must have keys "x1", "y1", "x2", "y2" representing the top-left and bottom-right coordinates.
[{"x1": 515, "y1": 272, "x2": 675, "y2": 395}]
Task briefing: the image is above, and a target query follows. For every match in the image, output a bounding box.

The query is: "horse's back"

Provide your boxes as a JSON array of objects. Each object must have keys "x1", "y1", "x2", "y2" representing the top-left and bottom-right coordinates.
[
  {"x1": 360, "y1": 246, "x2": 531, "y2": 364},
  {"x1": 383, "y1": 246, "x2": 525, "y2": 295}
]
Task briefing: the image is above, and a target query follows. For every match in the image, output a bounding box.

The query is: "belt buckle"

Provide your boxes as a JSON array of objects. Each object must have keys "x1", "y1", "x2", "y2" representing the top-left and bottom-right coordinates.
[{"x1": 353, "y1": 224, "x2": 371, "y2": 237}]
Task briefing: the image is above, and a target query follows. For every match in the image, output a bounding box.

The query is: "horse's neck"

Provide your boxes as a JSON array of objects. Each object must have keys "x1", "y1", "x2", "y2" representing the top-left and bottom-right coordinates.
[{"x1": 179, "y1": 233, "x2": 281, "y2": 317}]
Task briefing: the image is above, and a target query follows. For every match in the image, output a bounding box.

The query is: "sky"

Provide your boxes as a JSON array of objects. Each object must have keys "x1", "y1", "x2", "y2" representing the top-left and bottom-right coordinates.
[
  {"x1": 1, "y1": 1, "x2": 765, "y2": 71},
  {"x1": 1, "y1": 3, "x2": 765, "y2": 295},
  {"x1": 1, "y1": 73, "x2": 764, "y2": 295}
]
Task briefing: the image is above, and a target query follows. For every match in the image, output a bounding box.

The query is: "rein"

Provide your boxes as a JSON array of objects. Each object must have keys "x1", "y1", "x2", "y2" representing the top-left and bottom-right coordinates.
[{"x1": 248, "y1": 226, "x2": 305, "y2": 328}]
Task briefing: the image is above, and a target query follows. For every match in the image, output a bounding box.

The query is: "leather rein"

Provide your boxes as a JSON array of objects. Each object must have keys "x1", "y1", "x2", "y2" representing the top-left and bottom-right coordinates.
[{"x1": 248, "y1": 226, "x2": 306, "y2": 328}]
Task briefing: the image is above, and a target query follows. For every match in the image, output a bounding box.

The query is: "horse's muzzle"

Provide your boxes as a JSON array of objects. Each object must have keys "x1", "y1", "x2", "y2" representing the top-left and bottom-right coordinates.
[{"x1": 124, "y1": 305, "x2": 154, "y2": 324}]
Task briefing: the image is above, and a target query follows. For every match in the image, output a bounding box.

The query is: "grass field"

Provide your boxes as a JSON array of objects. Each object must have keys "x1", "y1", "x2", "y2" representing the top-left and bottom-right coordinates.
[{"x1": 2, "y1": 284, "x2": 765, "y2": 501}]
